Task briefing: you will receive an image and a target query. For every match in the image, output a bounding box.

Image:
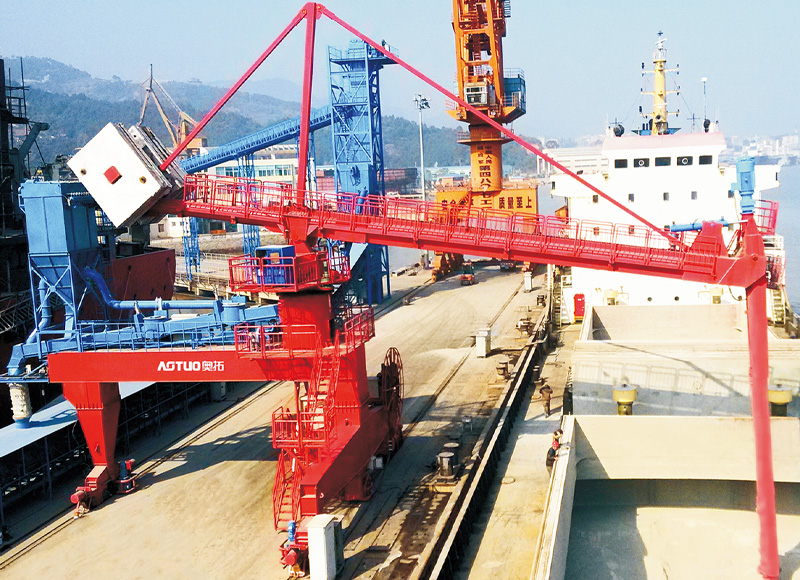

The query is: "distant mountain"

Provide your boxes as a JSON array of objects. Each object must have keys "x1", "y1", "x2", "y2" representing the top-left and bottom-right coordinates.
[
  {"x1": 4, "y1": 56, "x2": 139, "y2": 101},
  {"x1": 5, "y1": 56, "x2": 541, "y2": 173},
  {"x1": 25, "y1": 88, "x2": 265, "y2": 162},
  {"x1": 4, "y1": 56, "x2": 300, "y2": 125},
  {"x1": 208, "y1": 77, "x2": 306, "y2": 103}
]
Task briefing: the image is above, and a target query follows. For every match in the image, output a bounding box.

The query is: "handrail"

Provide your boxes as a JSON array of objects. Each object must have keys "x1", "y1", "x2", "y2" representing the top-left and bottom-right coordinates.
[{"x1": 179, "y1": 174, "x2": 752, "y2": 287}]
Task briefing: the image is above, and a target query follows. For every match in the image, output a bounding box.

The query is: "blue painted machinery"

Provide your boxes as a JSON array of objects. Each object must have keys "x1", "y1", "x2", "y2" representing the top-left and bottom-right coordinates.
[
  {"x1": 328, "y1": 40, "x2": 395, "y2": 305},
  {"x1": 180, "y1": 107, "x2": 333, "y2": 174},
  {"x1": 5, "y1": 180, "x2": 278, "y2": 426},
  {"x1": 182, "y1": 217, "x2": 201, "y2": 280}
]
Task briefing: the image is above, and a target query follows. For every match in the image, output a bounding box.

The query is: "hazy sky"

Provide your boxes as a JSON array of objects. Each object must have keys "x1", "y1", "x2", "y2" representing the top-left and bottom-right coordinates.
[{"x1": 4, "y1": 0, "x2": 799, "y2": 139}]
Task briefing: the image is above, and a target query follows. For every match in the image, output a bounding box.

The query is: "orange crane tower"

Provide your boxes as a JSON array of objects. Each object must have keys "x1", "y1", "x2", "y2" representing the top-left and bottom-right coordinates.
[
  {"x1": 440, "y1": 0, "x2": 533, "y2": 211},
  {"x1": 432, "y1": 0, "x2": 536, "y2": 277}
]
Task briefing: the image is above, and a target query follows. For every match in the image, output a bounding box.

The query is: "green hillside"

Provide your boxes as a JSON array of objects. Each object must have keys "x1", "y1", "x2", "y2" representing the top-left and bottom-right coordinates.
[{"x1": 10, "y1": 56, "x2": 542, "y2": 173}]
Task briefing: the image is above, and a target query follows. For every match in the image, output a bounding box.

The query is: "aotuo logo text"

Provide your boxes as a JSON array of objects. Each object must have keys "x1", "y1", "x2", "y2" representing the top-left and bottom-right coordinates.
[{"x1": 157, "y1": 360, "x2": 225, "y2": 372}]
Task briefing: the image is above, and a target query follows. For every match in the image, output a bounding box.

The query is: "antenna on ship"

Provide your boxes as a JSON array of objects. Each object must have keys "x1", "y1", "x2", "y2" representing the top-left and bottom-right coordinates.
[
  {"x1": 640, "y1": 31, "x2": 680, "y2": 135},
  {"x1": 687, "y1": 113, "x2": 700, "y2": 133},
  {"x1": 701, "y1": 77, "x2": 711, "y2": 132}
]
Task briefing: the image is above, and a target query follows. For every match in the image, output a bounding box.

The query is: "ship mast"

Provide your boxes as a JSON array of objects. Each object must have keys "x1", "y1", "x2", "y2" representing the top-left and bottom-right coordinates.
[{"x1": 642, "y1": 32, "x2": 680, "y2": 135}]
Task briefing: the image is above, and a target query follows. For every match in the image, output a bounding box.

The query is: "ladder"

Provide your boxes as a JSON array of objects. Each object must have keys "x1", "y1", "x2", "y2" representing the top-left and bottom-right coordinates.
[{"x1": 770, "y1": 287, "x2": 786, "y2": 326}]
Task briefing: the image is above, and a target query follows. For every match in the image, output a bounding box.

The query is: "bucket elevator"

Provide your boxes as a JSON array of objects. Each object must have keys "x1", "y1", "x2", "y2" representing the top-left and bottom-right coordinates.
[{"x1": 8, "y1": 3, "x2": 785, "y2": 577}]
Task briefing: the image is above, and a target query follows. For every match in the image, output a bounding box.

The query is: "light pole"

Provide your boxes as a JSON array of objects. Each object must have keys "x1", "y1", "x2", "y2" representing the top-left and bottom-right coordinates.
[{"x1": 413, "y1": 94, "x2": 430, "y2": 200}]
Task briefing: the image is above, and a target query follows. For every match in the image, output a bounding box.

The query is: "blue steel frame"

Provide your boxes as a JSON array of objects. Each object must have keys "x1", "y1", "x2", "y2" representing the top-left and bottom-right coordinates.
[
  {"x1": 182, "y1": 217, "x2": 201, "y2": 280},
  {"x1": 328, "y1": 40, "x2": 394, "y2": 305}
]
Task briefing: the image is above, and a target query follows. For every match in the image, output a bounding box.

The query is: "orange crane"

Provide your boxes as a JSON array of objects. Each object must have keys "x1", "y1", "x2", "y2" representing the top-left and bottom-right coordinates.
[
  {"x1": 432, "y1": 0, "x2": 537, "y2": 278},
  {"x1": 138, "y1": 65, "x2": 202, "y2": 152}
]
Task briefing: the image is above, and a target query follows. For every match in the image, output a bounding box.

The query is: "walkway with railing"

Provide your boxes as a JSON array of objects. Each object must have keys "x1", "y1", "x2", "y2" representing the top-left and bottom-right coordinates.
[{"x1": 171, "y1": 174, "x2": 770, "y2": 289}]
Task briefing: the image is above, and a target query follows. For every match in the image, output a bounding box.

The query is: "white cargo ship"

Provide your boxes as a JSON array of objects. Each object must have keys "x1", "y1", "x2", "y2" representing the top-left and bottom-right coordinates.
[{"x1": 546, "y1": 34, "x2": 788, "y2": 325}]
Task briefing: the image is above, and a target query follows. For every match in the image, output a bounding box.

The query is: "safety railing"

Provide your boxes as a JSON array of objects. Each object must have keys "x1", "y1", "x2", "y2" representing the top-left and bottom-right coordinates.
[
  {"x1": 272, "y1": 451, "x2": 303, "y2": 530},
  {"x1": 503, "y1": 91, "x2": 525, "y2": 110},
  {"x1": 754, "y1": 200, "x2": 779, "y2": 235},
  {"x1": 182, "y1": 174, "x2": 760, "y2": 284},
  {"x1": 228, "y1": 251, "x2": 350, "y2": 294},
  {"x1": 337, "y1": 305, "x2": 375, "y2": 352},
  {"x1": 65, "y1": 318, "x2": 238, "y2": 353},
  {"x1": 233, "y1": 323, "x2": 319, "y2": 358},
  {"x1": 272, "y1": 451, "x2": 288, "y2": 529},
  {"x1": 272, "y1": 403, "x2": 335, "y2": 450}
]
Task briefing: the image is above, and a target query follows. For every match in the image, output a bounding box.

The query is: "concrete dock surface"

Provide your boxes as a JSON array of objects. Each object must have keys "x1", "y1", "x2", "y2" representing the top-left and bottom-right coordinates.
[{"x1": 1, "y1": 264, "x2": 546, "y2": 579}]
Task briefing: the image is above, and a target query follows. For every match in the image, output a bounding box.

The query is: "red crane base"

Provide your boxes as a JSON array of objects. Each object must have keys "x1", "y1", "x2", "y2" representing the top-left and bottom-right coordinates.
[{"x1": 62, "y1": 382, "x2": 125, "y2": 511}]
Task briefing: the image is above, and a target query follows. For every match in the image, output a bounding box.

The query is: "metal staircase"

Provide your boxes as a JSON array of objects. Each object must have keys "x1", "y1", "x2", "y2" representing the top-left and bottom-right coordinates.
[
  {"x1": 770, "y1": 287, "x2": 786, "y2": 326},
  {"x1": 0, "y1": 294, "x2": 33, "y2": 335},
  {"x1": 552, "y1": 269, "x2": 563, "y2": 326}
]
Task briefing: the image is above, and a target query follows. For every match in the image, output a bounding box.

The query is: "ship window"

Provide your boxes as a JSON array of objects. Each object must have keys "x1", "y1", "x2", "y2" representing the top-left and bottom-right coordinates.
[
  {"x1": 678, "y1": 156, "x2": 693, "y2": 166},
  {"x1": 592, "y1": 194, "x2": 599, "y2": 203},
  {"x1": 655, "y1": 156, "x2": 671, "y2": 166},
  {"x1": 663, "y1": 192, "x2": 669, "y2": 201},
  {"x1": 691, "y1": 191, "x2": 698, "y2": 200},
  {"x1": 699, "y1": 155, "x2": 713, "y2": 165},
  {"x1": 628, "y1": 193, "x2": 635, "y2": 202},
  {"x1": 614, "y1": 159, "x2": 628, "y2": 168},
  {"x1": 634, "y1": 158, "x2": 649, "y2": 168}
]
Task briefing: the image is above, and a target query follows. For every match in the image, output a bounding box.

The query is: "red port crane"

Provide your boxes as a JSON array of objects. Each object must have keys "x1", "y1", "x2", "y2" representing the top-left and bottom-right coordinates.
[{"x1": 61, "y1": 4, "x2": 781, "y2": 578}]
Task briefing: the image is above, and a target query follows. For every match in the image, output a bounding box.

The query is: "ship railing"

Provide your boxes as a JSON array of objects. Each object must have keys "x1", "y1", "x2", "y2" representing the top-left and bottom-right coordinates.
[{"x1": 754, "y1": 199, "x2": 779, "y2": 235}]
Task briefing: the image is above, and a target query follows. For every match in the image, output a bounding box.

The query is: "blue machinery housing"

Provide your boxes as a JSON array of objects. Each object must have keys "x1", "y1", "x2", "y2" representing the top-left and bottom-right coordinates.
[
  {"x1": 178, "y1": 40, "x2": 394, "y2": 306},
  {"x1": 6, "y1": 181, "x2": 279, "y2": 382}
]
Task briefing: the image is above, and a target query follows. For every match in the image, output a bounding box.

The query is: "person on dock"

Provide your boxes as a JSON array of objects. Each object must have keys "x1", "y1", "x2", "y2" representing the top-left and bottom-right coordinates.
[{"x1": 539, "y1": 383, "x2": 553, "y2": 417}]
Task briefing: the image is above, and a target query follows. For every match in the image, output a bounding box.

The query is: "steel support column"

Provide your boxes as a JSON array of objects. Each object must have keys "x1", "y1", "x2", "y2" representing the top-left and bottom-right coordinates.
[
  {"x1": 297, "y1": 4, "x2": 320, "y2": 205},
  {"x1": 62, "y1": 381, "x2": 121, "y2": 507},
  {"x1": 747, "y1": 275, "x2": 779, "y2": 579}
]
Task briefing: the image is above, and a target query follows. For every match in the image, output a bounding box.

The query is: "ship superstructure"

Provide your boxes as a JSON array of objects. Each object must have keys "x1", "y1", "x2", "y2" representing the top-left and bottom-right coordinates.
[{"x1": 547, "y1": 35, "x2": 786, "y2": 322}]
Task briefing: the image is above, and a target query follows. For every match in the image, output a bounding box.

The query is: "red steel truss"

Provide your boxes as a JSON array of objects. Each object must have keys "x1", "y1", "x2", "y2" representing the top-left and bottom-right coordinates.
[{"x1": 157, "y1": 2, "x2": 779, "y2": 572}]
